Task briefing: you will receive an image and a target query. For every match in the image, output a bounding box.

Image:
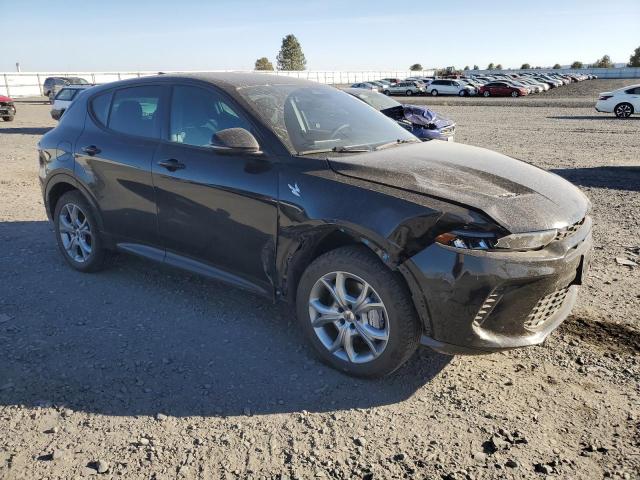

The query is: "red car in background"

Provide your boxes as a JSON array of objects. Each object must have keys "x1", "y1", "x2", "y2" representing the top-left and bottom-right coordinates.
[
  {"x1": 478, "y1": 82, "x2": 528, "y2": 98},
  {"x1": 0, "y1": 94, "x2": 16, "y2": 121}
]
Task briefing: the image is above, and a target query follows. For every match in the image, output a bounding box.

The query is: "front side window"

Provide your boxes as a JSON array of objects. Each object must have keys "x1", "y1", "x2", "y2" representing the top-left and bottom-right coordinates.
[
  {"x1": 238, "y1": 84, "x2": 417, "y2": 154},
  {"x1": 108, "y1": 86, "x2": 163, "y2": 139},
  {"x1": 169, "y1": 85, "x2": 252, "y2": 147}
]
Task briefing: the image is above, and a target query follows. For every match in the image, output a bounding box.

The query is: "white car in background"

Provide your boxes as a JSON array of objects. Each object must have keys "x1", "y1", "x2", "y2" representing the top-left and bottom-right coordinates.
[
  {"x1": 50, "y1": 84, "x2": 94, "y2": 120},
  {"x1": 595, "y1": 84, "x2": 640, "y2": 118},
  {"x1": 426, "y1": 79, "x2": 476, "y2": 97}
]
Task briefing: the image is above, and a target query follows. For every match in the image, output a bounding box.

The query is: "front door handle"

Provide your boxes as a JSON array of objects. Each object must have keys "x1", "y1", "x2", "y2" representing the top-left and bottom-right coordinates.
[
  {"x1": 157, "y1": 159, "x2": 186, "y2": 172},
  {"x1": 81, "y1": 145, "x2": 101, "y2": 156}
]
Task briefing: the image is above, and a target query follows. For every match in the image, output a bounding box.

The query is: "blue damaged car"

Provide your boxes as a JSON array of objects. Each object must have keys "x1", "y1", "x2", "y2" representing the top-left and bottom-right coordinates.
[{"x1": 345, "y1": 87, "x2": 455, "y2": 141}]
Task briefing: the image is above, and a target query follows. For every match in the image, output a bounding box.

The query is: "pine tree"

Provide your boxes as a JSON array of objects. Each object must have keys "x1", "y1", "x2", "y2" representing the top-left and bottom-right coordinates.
[
  {"x1": 276, "y1": 35, "x2": 307, "y2": 71},
  {"x1": 629, "y1": 47, "x2": 640, "y2": 67}
]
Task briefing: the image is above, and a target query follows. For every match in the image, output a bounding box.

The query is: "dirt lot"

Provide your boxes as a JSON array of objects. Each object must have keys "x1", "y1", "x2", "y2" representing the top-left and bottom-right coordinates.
[{"x1": 1, "y1": 80, "x2": 639, "y2": 480}]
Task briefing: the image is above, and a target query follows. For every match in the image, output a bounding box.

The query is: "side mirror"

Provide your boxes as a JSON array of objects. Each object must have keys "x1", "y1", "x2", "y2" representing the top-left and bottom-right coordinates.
[{"x1": 210, "y1": 128, "x2": 261, "y2": 155}]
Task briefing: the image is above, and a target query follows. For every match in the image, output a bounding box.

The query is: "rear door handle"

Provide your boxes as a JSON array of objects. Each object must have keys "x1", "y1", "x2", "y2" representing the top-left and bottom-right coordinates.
[
  {"x1": 81, "y1": 145, "x2": 101, "y2": 156},
  {"x1": 157, "y1": 159, "x2": 186, "y2": 172}
]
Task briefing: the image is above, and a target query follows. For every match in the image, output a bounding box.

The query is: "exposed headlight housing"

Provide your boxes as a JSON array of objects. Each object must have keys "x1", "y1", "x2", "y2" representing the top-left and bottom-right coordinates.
[{"x1": 435, "y1": 229, "x2": 557, "y2": 251}]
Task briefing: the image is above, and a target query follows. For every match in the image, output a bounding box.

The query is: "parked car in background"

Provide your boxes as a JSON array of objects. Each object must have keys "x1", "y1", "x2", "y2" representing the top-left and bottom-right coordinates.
[
  {"x1": 43, "y1": 76, "x2": 90, "y2": 102},
  {"x1": 0, "y1": 94, "x2": 16, "y2": 121},
  {"x1": 383, "y1": 81, "x2": 426, "y2": 96},
  {"x1": 595, "y1": 84, "x2": 640, "y2": 118},
  {"x1": 381, "y1": 78, "x2": 401, "y2": 85},
  {"x1": 344, "y1": 88, "x2": 456, "y2": 141},
  {"x1": 478, "y1": 82, "x2": 528, "y2": 97},
  {"x1": 350, "y1": 82, "x2": 380, "y2": 92},
  {"x1": 426, "y1": 79, "x2": 476, "y2": 97},
  {"x1": 51, "y1": 85, "x2": 94, "y2": 120},
  {"x1": 38, "y1": 72, "x2": 592, "y2": 377}
]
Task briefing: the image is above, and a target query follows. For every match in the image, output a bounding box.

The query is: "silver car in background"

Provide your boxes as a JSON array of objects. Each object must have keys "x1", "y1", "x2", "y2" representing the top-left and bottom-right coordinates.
[{"x1": 383, "y1": 81, "x2": 426, "y2": 96}]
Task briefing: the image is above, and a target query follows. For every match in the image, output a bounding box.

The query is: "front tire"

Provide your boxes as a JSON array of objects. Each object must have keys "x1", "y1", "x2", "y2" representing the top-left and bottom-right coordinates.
[
  {"x1": 511, "y1": 90, "x2": 519, "y2": 97},
  {"x1": 296, "y1": 246, "x2": 421, "y2": 378},
  {"x1": 383, "y1": 90, "x2": 390, "y2": 96},
  {"x1": 483, "y1": 90, "x2": 490, "y2": 97},
  {"x1": 405, "y1": 90, "x2": 413, "y2": 96},
  {"x1": 458, "y1": 90, "x2": 466, "y2": 97},
  {"x1": 614, "y1": 103, "x2": 633, "y2": 118},
  {"x1": 2, "y1": 116, "x2": 13, "y2": 122},
  {"x1": 53, "y1": 191, "x2": 106, "y2": 273}
]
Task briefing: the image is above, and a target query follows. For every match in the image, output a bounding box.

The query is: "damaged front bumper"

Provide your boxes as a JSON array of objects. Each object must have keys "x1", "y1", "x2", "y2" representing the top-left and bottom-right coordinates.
[{"x1": 404, "y1": 217, "x2": 593, "y2": 354}]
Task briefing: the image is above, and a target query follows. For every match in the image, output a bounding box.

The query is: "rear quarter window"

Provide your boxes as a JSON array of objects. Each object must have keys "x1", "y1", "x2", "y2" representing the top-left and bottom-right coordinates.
[{"x1": 90, "y1": 91, "x2": 113, "y2": 126}]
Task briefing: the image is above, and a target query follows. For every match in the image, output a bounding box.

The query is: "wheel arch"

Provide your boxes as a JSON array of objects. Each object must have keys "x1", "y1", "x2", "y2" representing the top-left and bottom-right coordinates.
[{"x1": 45, "y1": 173, "x2": 105, "y2": 232}]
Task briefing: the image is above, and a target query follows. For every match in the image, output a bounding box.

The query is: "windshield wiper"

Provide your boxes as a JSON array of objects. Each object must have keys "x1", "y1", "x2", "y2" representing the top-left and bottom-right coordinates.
[
  {"x1": 296, "y1": 145, "x2": 371, "y2": 156},
  {"x1": 374, "y1": 139, "x2": 420, "y2": 151}
]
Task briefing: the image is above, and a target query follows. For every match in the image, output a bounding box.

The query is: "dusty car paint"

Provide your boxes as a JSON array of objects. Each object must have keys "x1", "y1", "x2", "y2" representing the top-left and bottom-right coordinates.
[{"x1": 38, "y1": 73, "x2": 592, "y2": 355}]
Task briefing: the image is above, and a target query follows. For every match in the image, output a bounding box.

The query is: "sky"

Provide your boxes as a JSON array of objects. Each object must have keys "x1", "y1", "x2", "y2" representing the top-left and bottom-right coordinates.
[{"x1": 3, "y1": 0, "x2": 639, "y2": 72}]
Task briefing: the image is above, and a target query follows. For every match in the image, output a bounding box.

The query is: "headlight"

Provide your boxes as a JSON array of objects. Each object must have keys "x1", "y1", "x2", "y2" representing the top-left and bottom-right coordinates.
[{"x1": 435, "y1": 229, "x2": 557, "y2": 251}]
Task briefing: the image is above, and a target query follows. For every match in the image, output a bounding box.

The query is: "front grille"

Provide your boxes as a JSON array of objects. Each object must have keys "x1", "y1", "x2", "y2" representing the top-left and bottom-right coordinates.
[
  {"x1": 555, "y1": 218, "x2": 585, "y2": 241},
  {"x1": 524, "y1": 287, "x2": 569, "y2": 330}
]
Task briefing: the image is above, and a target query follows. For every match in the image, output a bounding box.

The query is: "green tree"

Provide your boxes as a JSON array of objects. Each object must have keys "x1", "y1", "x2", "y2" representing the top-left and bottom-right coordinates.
[
  {"x1": 487, "y1": 62, "x2": 495, "y2": 70},
  {"x1": 495, "y1": 64, "x2": 503, "y2": 70},
  {"x1": 463, "y1": 65, "x2": 470, "y2": 70},
  {"x1": 409, "y1": 63, "x2": 423, "y2": 71},
  {"x1": 520, "y1": 63, "x2": 531, "y2": 69},
  {"x1": 629, "y1": 46, "x2": 640, "y2": 67},
  {"x1": 571, "y1": 61, "x2": 584, "y2": 69},
  {"x1": 276, "y1": 34, "x2": 307, "y2": 71},
  {"x1": 254, "y1": 57, "x2": 274, "y2": 71},
  {"x1": 473, "y1": 64, "x2": 479, "y2": 70},
  {"x1": 593, "y1": 55, "x2": 613, "y2": 68},
  {"x1": 552, "y1": 63, "x2": 562, "y2": 69}
]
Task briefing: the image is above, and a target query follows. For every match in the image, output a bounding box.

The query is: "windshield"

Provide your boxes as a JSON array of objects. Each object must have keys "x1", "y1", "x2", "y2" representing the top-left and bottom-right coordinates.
[
  {"x1": 238, "y1": 84, "x2": 417, "y2": 154},
  {"x1": 350, "y1": 90, "x2": 401, "y2": 111}
]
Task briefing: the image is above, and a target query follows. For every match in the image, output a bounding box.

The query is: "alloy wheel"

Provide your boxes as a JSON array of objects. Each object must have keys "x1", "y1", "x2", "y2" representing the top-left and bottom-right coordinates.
[
  {"x1": 58, "y1": 203, "x2": 93, "y2": 263},
  {"x1": 615, "y1": 104, "x2": 632, "y2": 118},
  {"x1": 308, "y1": 271, "x2": 389, "y2": 364}
]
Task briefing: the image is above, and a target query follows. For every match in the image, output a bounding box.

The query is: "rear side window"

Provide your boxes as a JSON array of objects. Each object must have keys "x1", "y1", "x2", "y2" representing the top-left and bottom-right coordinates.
[
  {"x1": 108, "y1": 86, "x2": 163, "y2": 139},
  {"x1": 56, "y1": 89, "x2": 78, "y2": 101},
  {"x1": 625, "y1": 87, "x2": 640, "y2": 94},
  {"x1": 90, "y1": 91, "x2": 112, "y2": 126}
]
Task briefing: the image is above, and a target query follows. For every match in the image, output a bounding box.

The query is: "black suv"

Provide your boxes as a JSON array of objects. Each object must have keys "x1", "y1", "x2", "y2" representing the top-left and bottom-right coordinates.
[{"x1": 38, "y1": 73, "x2": 593, "y2": 377}]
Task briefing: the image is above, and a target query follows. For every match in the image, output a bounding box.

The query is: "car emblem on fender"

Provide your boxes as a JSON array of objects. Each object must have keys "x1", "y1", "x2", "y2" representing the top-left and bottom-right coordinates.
[{"x1": 288, "y1": 182, "x2": 301, "y2": 197}]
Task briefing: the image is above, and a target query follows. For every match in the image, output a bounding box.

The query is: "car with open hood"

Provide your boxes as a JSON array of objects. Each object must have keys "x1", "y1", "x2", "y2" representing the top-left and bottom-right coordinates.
[
  {"x1": 344, "y1": 87, "x2": 455, "y2": 141},
  {"x1": 37, "y1": 73, "x2": 592, "y2": 377}
]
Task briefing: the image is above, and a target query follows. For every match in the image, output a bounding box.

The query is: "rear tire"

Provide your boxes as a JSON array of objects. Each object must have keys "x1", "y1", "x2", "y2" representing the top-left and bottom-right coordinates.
[
  {"x1": 430, "y1": 90, "x2": 438, "y2": 96},
  {"x1": 483, "y1": 90, "x2": 490, "y2": 97},
  {"x1": 614, "y1": 102, "x2": 633, "y2": 118},
  {"x1": 405, "y1": 90, "x2": 413, "y2": 96},
  {"x1": 296, "y1": 246, "x2": 421, "y2": 378},
  {"x1": 383, "y1": 90, "x2": 390, "y2": 96},
  {"x1": 53, "y1": 191, "x2": 106, "y2": 273}
]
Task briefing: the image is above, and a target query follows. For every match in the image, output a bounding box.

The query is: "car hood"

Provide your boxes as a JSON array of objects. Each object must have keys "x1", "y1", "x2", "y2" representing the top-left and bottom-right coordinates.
[
  {"x1": 402, "y1": 104, "x2": 454, "y2": 130},
  {"x1": 0, "y1": 95, "x2": 13, "y2": 102},
  {"x1": 328, "y1": 141, "x2": 590, "y2": 233}
]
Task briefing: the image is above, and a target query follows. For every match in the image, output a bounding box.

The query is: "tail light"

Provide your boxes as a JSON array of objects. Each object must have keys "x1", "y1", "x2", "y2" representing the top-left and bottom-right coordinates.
[{"x1": 598, "y1": 95, "x2": 613, "y2": 101}]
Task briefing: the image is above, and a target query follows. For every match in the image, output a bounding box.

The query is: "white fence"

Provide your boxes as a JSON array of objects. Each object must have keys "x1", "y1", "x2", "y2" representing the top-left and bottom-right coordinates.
[{"x1": 0, "y1": 70, "x2": 435, "y2": 98}]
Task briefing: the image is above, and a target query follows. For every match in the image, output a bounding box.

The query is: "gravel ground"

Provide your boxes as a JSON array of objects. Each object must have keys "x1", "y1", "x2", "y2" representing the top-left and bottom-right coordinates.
[{"x1": 1, "y1": 83, "x2": 639, "y2": 480}]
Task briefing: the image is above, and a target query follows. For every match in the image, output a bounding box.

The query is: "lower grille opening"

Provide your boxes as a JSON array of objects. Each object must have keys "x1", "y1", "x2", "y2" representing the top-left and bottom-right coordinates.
[{"x1": 524, "y1": 287, "x2": 569, "y2": 330}]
